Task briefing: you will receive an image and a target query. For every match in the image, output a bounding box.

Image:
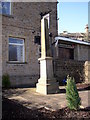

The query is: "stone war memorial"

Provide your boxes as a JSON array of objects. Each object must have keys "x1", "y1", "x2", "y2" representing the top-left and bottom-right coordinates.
[{"x1": 36, "y1": 13, "x2": 59, "y2": 95}]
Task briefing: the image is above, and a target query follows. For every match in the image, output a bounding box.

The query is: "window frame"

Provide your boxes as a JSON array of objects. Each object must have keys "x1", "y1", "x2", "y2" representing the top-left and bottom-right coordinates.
[{"x1": 8, "y1": 37, "x2": 25, "y2": 63}]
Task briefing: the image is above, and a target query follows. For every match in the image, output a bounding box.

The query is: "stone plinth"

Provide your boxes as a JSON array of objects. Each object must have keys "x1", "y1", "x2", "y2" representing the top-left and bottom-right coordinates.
[{"x1": 36, "y1": 57, "x2": 59, "y2": 95}]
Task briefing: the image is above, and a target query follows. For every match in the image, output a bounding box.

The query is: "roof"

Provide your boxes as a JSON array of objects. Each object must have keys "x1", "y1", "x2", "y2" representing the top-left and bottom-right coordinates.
[
  {"x1": 60, "y1": 32, "x2": 85, "y2": 37},
  {"x1": 55, "y1": 37, "x2": 90, "y2": 46}
]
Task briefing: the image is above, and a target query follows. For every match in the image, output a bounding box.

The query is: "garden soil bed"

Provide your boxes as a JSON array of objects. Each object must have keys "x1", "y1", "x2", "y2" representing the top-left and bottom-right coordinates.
[
  {"x1": 2, "y1": 97, "x2": 90, "y2": 120},
  {"x1": 76, "y1": 83, "x2": 90, "y2": 90},
  {"x1": 2, "y1": 83, "x2": 90, "y2": 120}
]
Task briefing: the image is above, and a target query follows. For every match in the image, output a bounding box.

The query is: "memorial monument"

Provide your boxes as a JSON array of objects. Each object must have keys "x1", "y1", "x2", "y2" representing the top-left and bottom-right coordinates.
[{"x1": 36, "y1": 13, "x2": 59, "y2": 95}]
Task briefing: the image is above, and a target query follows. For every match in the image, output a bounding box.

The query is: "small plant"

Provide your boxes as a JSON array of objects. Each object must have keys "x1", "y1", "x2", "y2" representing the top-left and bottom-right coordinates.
[
  {"x1": 2, "y1": 74, "x2": 11, "y2": 88},
  {"x1": 66, "y1": 76, "x2": 81, "y2": 110}
]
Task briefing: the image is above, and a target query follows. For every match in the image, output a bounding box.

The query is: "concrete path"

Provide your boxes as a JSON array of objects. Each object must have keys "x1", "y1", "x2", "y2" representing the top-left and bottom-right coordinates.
[{"x1": 3, "y1": 87, "x2": 90, "y2": 111}]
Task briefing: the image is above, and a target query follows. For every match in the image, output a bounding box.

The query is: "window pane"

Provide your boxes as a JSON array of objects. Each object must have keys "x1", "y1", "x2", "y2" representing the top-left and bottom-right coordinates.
[
  {"x1": 17, "y1": 46, "x2": 23, "y2": 62},
  {"x1": 9, "y1": 45, "x2": 24, "y2": 62},
  {"x1": 9, "y1": 37, "x2": 24, "y2": 44},
  {"x1": 9, "y1": 45, "x2": 17, "y2": 61},
  {"x1": 0, "y1": 2, "x2": 10, "y2": 15}
]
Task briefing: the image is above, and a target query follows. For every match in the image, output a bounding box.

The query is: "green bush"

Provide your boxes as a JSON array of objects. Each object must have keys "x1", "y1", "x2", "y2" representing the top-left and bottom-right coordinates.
[
  {"x1": 66, "y1": 76, "x2": 81, "y2": 110},
  {"x1": 2, "y1": 74, "x2": 11, "y2": 88}
]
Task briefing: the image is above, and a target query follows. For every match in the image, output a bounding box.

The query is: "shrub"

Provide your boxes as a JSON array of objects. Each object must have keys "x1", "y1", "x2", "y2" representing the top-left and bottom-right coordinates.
[
  {"x1": 66, "y1": 76, "x2": 81, "y2": 110},
  {"x1": 2, "y1": 74, "x2": 11, "y2": 88}
]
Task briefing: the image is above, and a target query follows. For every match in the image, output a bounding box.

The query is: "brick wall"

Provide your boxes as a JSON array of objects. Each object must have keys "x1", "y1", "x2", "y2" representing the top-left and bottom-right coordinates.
[{"x1": 2, "y1": 2, "x2": 57, "y2": 87}]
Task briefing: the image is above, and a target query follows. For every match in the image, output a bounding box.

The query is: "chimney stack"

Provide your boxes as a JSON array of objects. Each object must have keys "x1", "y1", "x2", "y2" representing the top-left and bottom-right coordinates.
[{"x1": 85, "y1": 24, "x2": 89, "y2": 41}]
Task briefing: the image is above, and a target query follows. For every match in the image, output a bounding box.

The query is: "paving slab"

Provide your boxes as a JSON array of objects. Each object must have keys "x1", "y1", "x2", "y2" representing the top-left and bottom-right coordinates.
[{"x1": 3, "y1": 87, "x2": 90, "y2": 111}]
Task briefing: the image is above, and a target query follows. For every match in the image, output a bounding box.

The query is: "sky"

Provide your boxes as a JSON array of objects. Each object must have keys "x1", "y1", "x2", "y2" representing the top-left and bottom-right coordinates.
[{"x1": 57, "y1": 1, "x2": 88, "y2": 34}]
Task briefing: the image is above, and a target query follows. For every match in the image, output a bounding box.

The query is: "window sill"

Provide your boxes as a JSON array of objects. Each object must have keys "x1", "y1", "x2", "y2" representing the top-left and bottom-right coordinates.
[
  {"x1": 2, "y1": 14, "x2": 14, "y2": 18},
  {"x1": 6, "y1": 61, "x2": 28, "y2": 64}
]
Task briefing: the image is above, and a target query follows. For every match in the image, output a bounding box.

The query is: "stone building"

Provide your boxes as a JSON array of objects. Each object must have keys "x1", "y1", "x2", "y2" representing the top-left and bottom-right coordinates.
[
  {"x1": 1, "y1": 2, "x2": 58, "y2": 87},
  {"x1": 1, "y1": 2, "x2": 90, "y2": 87},
  {"x1": 56, "y1": 24, "x2": 90, "y2": 84},
  {"x1": 53, "y1": 37, "x2": 90, "y2": 61},
  {"x1": 53, "y1": 37, "x2": 90, "y2": 84},
  {"x1": 59, "y1": 24, "x2": 90, "y2": 41},
  {"x1": 59, "y1": 31, "x2": 85, "y2": 41}
]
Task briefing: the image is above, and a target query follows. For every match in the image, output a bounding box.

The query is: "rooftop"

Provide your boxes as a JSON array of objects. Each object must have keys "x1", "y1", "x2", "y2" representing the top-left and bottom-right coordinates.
[{"x1": 55, "y1": 36, "x2": 90, "y2": 46}]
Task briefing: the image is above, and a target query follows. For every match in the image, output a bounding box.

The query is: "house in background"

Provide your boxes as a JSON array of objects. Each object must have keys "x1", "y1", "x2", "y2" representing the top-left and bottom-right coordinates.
[
  {"x1": 54, "y1": 24, "x2": 90, "y2": 84},
  {"x1": 52, "y1": 36, "x2": 90, "y2": 84},
  {"x1": 59, "y1": 24, "x2": 90, "y2": 41},
  {"x1": 53, "y1": 37, "x2": 90, "y2": 61},
  {"x1": 1, "y1": 2, "x2": 58, "y2": 87},
  {"x1": 59, "y1": 31, "x2": 85, "y2": 41}
]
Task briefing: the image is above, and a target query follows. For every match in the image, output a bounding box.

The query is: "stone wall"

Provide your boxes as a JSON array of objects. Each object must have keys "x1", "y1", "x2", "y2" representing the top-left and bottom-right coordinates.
[
  {"x1": 9, "y1": 75, "x2": 39, "y2": 87},
  {"x1": 74, "y1": 45, "x2": 89, "y2": 61},
  {"x1": 53, "y1": 59, "x2": 85, "y2": 85},
  {"x1": 2, "y1": 2, "x2": 57, "y2": 87},
  {"x1": 84, "y1": 61, "x2": 90, "y2": 83}
]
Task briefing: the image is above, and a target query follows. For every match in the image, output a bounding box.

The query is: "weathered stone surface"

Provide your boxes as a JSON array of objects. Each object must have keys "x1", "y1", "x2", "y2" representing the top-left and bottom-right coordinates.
[
  {"x1": 36, "y1": 14, "x2": 59, "y2": 95},
  {"x1": 84, "y1": 61, "x2": 90, "y2": 83},
  {"x1": 54, "y1": 60, "x2": 85, "y2": 84},
  {"x1": 54, "y1": 60, "x2": 90, "y2": 84},
  {"x1": 1, "y1": 2, "x2": 57, "y2": 86}
]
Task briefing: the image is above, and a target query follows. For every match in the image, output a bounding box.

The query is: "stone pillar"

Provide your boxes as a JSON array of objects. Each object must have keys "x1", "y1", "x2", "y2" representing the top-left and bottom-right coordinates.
[{"x1": 36, "y1": 14, "x2": 59, "y2": 95}]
